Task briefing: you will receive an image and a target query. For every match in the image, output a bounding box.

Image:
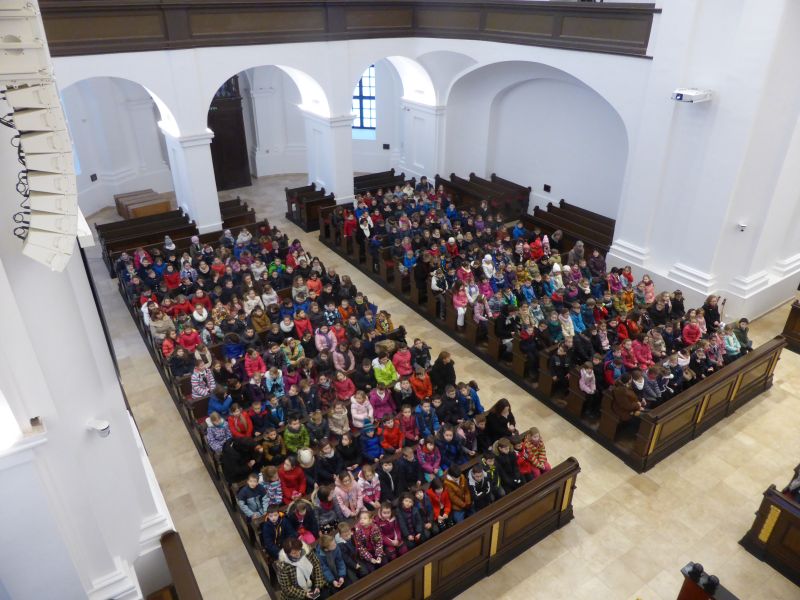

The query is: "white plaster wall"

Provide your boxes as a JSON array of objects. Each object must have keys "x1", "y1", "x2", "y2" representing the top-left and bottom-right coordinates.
[
  {"x1": 352, "y1": 60, "x2": 403, "y2": 174},
  {"x1": 0, "y1": 100, "x2": 172, "y2": 597},
  {"x1": 486, "y1": 78, "x2": 628, "y2": 217},
  {"x1": 62, "y1": 78, "x2": 173, "y2": 216},
  {"x1": 240, "y1": 66, "x2": 308, "y2": 177},
  {"x1": 49, "y1": 31, "x2": 799, "y2": 317}
]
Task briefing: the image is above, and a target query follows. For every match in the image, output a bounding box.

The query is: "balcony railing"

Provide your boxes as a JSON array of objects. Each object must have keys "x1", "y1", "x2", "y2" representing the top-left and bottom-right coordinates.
[{"x1": 39, "y1": 1, "x2": 660, "y2": 58}]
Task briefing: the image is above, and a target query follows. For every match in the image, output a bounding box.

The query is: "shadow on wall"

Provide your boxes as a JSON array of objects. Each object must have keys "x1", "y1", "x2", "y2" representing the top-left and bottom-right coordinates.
[{"x1": 445, "y1": 61, "x2": 628, "y2": 219}]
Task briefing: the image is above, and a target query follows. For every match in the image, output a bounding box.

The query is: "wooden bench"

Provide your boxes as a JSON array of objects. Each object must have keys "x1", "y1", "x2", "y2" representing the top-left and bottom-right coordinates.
[
  {"x1": 545, "y1": 202, "x2": 615, "y2": 238},
  {"x1": 107, "y1": 219, "x2": 270, "y2": 274},
  {"x1": 531, "y1": 206, "x2": 611, "y2": 253},
  {"x1": 96, "y1": 208, "x2": 183, "y2": 237},
  {"x1": 595, "y1": 336, "x2": 786, "y2": 471},
  {"x1": 334, "y1": 458, "x2": 579, "y2": 600},
  {"x1": 781, "y1": 299, "x2": 800, "y2": 354},
  {"x1": 354, "y1": 173, "x2": 410, "y2": 197},
  {"x1": 558, "y1": 198, "x2": 615, "y2": 227},
  {"x1": 285, "y1": 184, "x2": 335, "y2": 232},
  {"x1": 740, "y1": 463, "x2": 800, "y2": 586},
  {"x1": 470, "y1": 172, "x2": 530, "y2": 219}
]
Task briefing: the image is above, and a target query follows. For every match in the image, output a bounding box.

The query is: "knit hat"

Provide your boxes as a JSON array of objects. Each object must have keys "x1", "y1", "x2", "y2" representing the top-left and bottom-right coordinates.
[
  {"x1": 191, "y1": 235, "x2": 200, "y2": 244},
  {"x1": 552, "y1": 263, "x2": 561, "y2": 273},
  {"x1": 164, "y1": 235, "x2": 176, "y2": 251},
  {"x1": 362, "y1": 422, "x2": 376, "y2": 435},
  {"x1": 297, "y1": 447, "x2": 315, "y2": 468}
]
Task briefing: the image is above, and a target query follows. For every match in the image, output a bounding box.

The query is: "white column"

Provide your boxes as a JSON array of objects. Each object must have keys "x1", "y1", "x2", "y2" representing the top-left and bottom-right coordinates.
[
  {"x1": 160, "y1": 127, "x2": 223, "y2": 233},
  {"x1": 124, "y1": 96, "x2": 171, "y2": 184},
  {"x1": 301, "y1": 111, "x2": 355, "y2": 204},
  {"x1": 0, "y1": 114, "x2": 172, "y2": 597},
  {"x1": 399, "y1": 99, "x2": 445, "y2": 180}
]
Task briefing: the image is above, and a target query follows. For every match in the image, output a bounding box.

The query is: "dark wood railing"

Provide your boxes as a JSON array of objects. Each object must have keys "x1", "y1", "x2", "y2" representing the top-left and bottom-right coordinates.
[
  {"x1": 40, "y1": 1, "x2": 659, "y2": 58},
  {"x1": 740, "y1": 464, "x2": 800, "y2": 587},
  {"x1": 625, "y1": 336, "x2": 786, "y2": 471},
  {"x1": 333, "y1": 457, "x2": 580, "y2": 599},
  {"x1": 781, "y1": 299, "x2": 800, "y2": 354}
]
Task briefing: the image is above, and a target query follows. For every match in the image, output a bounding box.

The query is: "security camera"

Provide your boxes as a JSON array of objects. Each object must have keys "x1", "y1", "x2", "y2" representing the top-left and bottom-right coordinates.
[
  {"x1": 737, "y1": 223, "x2": 747, "y2": 232},
  {"x1": 87, "y1": 419, "x2": 111, "y2": 438}
]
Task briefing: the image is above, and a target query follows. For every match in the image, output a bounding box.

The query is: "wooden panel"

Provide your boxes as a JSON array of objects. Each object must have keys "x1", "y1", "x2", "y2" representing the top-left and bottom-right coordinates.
[
  {"x1": 657, "y1": 403, "x2": 698, "y2": 441},
  {"x1": 485, "y1": 12, "x2": 554, "y2": 36},
  {"x1": 781, "y1": 522, "x2": 800, "y2": 555},
  {"x1": 707, "y1": 380, "x2": 735, "y2": 411},
  {"x1": 438, "y1": 535, "x2": 485, "y2": 580},
  {"x1": 377, "y1": 574, "x2": 417, "y2": 600},
  {"x1": 738, "y1": 358, "x2": 772, "y2": 390},
  {"x1": 189, "y1": 10, "x2": 325, "y2": 35},
  {"x1": 345, "y1": 8, "x2": 413, "y2": 30},
  {"x1": 741, "y1": 485, "x2": 800, "y2": 586},
  {"x1": 417, "y1": 8, "x2": 480, "y2": 31},
  {"x1": 502, "y1": 490, "x2": 558, "y2": 542},
  {"x1": 560, "y1": 16, "x2": 651, "y2": 43},
  {"x1": 41, "y1": 2, "x2": 659, "y2": 58},
  {"x1": 44, "y1": 13, "x2": 164, "y2": 42}
]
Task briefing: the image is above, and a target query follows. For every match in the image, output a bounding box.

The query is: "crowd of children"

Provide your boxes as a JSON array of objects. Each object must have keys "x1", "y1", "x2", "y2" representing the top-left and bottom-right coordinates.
[
  {"x1": 329, "y1": 188, "x2": 754, "y2": 425},
  {"x1": 116, "y1": 218, "x2": 552, "y2": 599}
]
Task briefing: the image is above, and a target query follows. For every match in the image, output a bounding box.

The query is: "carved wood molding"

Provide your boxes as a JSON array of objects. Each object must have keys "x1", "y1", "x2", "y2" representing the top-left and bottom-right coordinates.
[{"x1": 39, "y1": 1, "x2": 660, "y2": 58}]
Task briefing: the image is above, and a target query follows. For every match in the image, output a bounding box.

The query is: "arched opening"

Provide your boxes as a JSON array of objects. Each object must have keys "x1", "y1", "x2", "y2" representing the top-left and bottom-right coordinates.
[
  {"x1": 203, "y1": 65, "x2": 333, "y2": 199},
  {"x1": 445, "y1": 61, "x2": 629, "y2": 218},
  {"x1": 349, "y1": 56, "x2": 439, "y2": 179},
  {"x1": 60, "y1": 77, "x2": 176, "y2": 218}
]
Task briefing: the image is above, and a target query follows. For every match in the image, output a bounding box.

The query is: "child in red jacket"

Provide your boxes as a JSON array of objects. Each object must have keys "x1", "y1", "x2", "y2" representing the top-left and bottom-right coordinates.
[
  {"x1": 244, "y1": 348, "x2": 266, "y2": 378},
  {"x1": 178, "y1": 326, "x2": 201, "y2": 352},
  {"x1": 278, "y1": 456, "x2": 307, "y2": 504},
  {"x1": 525, "y1": 428, "x2": 551, "y2": 478},
  {"x1": 374, "y1": 502, "x2": 408, "y2": 561},
  {"x1": 228, "y1": 403, "x2": 254, "y2": 438},
  {"x1": 378, "y1": 413, "x2": 403, "y2": 454},
  {"x1": 398, "y1": 404, "x2": 419, "y2": 446},
  {"x1": 426, "y1": 478, "x2": 452, "y2": 530},
  {"x1": 333, "y1": 371, "x2": 356, "y2": 402},
  {"x1": 512, "y1": 435, "x2": 534, "y2": 483}
]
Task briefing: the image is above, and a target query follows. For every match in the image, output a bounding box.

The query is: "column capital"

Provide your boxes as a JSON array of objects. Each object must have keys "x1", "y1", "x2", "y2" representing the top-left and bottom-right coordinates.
[
  {"x1": 299, "y1": 109, "x2": 352, "y2": 128},
  {"x1": 400, "y1": 99, "x2": 446, "y2": 116},
  {"x1": 158, "y1": 124, "x2": 214, "y2": 148}
]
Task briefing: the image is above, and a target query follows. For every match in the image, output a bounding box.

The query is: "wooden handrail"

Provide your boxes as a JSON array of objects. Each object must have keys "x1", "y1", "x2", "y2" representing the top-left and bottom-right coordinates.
[
  {"x1": 161, "y1": 531, "x2": 202, "y2": 600},
  {"x1": 333, "y1": 457, "x2": 580, "y2": 599}
]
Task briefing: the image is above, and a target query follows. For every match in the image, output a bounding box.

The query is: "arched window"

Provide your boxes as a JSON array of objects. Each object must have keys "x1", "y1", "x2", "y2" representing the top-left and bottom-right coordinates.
[{"x1": 352, "y1": 65, "x2": 376, "y2": 131}]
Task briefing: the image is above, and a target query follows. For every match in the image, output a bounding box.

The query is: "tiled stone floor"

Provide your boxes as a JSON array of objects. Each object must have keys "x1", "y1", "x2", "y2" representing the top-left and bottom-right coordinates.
[{"x1": 87, "y1": 174, "x2": 800, "y2": 600}]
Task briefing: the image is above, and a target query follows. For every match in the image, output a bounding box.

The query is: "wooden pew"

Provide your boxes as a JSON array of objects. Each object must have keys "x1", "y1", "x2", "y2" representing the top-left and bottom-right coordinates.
[
  {"x1": 222, "y1": 208, "x2": 256, "y2": 229},
  {"x1": 740, "y1": 465, "x2": 800, "y2": 586},
  {"x1": 354, "y1": 168, "x2": 395, "y2": 186},
  {"x1": 559, "y1": 198, "x2": 615, "y2": 227},
  {"x1": 107, "y1": 219, "x2": 270, "y2": 273},
  {"x1": 95, "y1": 208, "x2": 183, "y2": 237},
  {"x1": 332, "y1": 458, "x2": 580, "y2": 600},
  {"x1": 290, "y1": 191, "x2": 335, "y2": 232},
  {"x1": 594, "y1": 336, "x2": 788, "y2": 471},
  {"x1": 531, "y1": 206, "x2": 611, "y2": 252},
  {"x1": 781, "y1": 299, "x2": 800, "y2": 353},
  {"x1": 545, "y1": 202, "x2": 615, "y2": 238},
  {"x1": 491, "y1": 173, "x2": 532, "y2": 203}
]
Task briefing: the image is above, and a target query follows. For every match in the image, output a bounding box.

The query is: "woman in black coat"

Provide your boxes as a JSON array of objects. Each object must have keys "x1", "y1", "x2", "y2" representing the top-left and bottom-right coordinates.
[
  {"x1": 429, "y1": 351, "x2": 456, "y2": 395},
  {"x1": 485, "y1": 398, "x2": 517, "y2": 443},
  {"x1": 702, "y1": 295, "x2": 723, "y2": 333}
]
